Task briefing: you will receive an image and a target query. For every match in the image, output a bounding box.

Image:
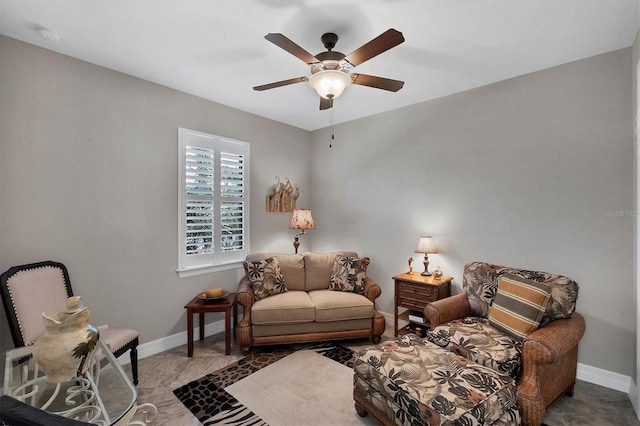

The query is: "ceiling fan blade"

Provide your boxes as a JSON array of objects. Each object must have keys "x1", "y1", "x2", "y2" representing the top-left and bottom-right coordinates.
[
  {"x1": 319, "y1": 97, "x2": 333, "y2": 110},
  {"x1": 344, "y1": 29, "x2": 405, "y2": 67},
  {"x1": 253, "y1": 76, "x2": 308, "y2": 91},
  {"x1": 351, "y1": 73, "x2": 404, "y2": 92},
  {"x1": 265, "y1": 33, "x2": 320, "y2": 65}
]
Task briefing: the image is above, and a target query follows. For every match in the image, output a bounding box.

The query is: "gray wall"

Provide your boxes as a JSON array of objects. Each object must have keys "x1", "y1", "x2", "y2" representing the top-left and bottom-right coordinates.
[
  {"x1": 632, "y1": 26, "x2": 639, "y2": 412},
  {"x1": 309, "y1": 48, "x2": 634, "y2": 376},
  {"x1": 0, "y1": 36, "x2": 312, "y2": 368}
]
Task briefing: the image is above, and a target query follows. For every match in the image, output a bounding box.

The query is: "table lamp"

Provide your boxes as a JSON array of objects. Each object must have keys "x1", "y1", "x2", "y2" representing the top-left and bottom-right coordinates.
[
  {"x1": 415, "y1": 236, "x2": 438, "y2": 276},
  {"x1": 289, "y1": 209, "x2": 315, "y2": 254}
]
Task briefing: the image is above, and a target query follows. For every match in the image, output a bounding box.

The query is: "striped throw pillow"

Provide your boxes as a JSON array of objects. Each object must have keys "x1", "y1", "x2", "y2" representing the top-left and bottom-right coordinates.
[{"x1": 488, "y1": 274, "x2": 551, "y2": 341}]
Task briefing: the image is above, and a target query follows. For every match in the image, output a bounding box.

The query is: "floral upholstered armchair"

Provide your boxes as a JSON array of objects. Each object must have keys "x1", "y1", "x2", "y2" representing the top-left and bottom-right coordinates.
[{"x1": 423, "y1": 262, "x2": 585, "y2": 426}]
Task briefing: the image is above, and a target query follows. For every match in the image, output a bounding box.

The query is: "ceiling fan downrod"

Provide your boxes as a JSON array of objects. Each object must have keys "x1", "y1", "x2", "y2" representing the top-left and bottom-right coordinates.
[{"x1": 321, "y1": 33, "x2": 338, "y2": 51}]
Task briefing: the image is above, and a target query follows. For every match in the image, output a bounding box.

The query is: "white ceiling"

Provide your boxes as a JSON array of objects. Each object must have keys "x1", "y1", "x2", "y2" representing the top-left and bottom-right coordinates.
[{"x1": 1, "y1": 0, "x2": 638, "y2": 131}]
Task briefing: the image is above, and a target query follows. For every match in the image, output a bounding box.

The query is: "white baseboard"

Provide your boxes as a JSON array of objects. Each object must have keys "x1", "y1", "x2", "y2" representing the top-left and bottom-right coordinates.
[
  {"x1": 381, "y1": 311, "x2": 394, "y2": 328},
  {"x1": 577, "y1": 362, "x2": 632, "y2": 393},
  {"x1": 124, "y1": 314, "x2": 634, "y2": 398},
  {"x1": 116, "y1": 320, "x2": 225, "y2": 364},
  {"x1": 629, "y1": 378, "x2": 639, "y2": 414}
]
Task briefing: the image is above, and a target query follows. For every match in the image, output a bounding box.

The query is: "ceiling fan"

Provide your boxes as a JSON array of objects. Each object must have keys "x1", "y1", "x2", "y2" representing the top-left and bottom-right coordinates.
[{"x1": 253, "y1": 29, "x2": 405, "y2": 110}]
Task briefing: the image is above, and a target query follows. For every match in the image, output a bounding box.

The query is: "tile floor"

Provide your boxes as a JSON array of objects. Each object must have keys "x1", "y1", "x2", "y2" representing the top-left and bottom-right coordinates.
[{"x1": 131, "y1": 330, "x2": 639, "y2": 426}]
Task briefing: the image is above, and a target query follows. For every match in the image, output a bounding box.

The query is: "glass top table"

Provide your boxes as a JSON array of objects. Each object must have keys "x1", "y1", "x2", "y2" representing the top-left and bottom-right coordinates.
[{"x1": 4, "y1": 339, "x2": 157, "y2": 425}]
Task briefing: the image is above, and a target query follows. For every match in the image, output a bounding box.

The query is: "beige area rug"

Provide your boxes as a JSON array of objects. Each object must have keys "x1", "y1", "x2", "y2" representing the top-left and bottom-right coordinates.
[{"x1": 225, "y1": 350, "x2": 378, "y2": 426}]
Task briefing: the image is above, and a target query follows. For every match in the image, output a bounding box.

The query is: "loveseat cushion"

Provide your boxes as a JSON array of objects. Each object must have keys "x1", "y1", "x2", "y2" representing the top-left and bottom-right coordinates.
[
  {"x1": 251, "y1": 291, "x2": 315, "y2": 325},
  {"x1": 252, "y1": 318, "x2": 373, "y2": 337},
  {"x1": 354, "y1": 334, "x2": 519, "y2": 425},
  {"x1": 245, "y1": 253, "x2": 305, "y2": 291},
  {"x1": 424, "y1": 316, "x2": 522, "y2": 379},
  {"x1": 463, "y1": 262, "x2": 579, "y2": 325},
  {"x1": 304, "y1": 252, "x2": 357, "y2": 291},
  {"x1": 308, "y1": 290, "x2": 373, "y2": 322}
]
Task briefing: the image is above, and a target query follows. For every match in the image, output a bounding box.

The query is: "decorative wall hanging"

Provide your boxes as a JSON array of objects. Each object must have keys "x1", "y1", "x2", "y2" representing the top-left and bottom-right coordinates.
[{"x1": 266, "y1": 178, "x2": 299, "y2": 212}]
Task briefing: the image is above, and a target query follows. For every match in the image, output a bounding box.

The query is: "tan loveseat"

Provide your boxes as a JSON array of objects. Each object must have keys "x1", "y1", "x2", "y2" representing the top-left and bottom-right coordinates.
[{"x1": 235, "y1": 252, "x2": 385, "y2": 354}]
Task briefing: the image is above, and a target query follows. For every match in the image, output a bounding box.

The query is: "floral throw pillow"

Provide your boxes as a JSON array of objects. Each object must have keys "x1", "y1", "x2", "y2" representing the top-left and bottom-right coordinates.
[
  {"x1": 329, "y1": 256, "x2": 370, "y2": 295},
  {"x1": 243, "y1": 257, "x2": 287, "y2": 301}
]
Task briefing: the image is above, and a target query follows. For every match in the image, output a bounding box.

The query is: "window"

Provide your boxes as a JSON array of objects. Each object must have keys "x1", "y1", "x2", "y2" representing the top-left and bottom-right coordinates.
[{"x1": 177, "y1": 128, "x2": 249, "y2": 276}]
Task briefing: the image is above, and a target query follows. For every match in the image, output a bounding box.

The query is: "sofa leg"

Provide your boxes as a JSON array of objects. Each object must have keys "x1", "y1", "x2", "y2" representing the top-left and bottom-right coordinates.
[
  {"x1": 241, "y1": 346, "x2": 250, "y2": 355},
  {"x1": 354, "y1": 401, "x2": 368, "y2": 417},
  {"x1": 565, "y1": 384, "x2": 575, "y2": 397},
  {"x1": 372, "y1": 336, "x2": 381, "y2": 344}
]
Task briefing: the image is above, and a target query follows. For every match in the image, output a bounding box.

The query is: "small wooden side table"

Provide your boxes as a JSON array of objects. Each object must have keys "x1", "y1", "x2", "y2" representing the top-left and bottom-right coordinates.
[
  {"x1": 184, "y1": 292, "x2": 236, "y2": 357},
  {"x1": 393, "y1": 273, "x2": 453, "y2": 336}
]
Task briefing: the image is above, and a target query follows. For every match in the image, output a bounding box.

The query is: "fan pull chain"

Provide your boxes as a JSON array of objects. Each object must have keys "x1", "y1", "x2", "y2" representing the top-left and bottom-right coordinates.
[{"x1": 329, "y1": 107, "x2": 335, "y2": 148}]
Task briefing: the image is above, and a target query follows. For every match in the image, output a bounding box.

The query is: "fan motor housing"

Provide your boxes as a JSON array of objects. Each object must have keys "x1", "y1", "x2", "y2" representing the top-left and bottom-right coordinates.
[
  {"x1": 314, "y1": 51, "x2": 347, "y2": 72},
  {"x1": 315, "y1": 51, "x2": 345, "y2": 62}
]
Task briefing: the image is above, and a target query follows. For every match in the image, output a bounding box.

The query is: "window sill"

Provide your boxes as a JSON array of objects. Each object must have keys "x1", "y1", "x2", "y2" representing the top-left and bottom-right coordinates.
[{"x1": 176, "y1": 262, "x2": 244, "y2": 278}]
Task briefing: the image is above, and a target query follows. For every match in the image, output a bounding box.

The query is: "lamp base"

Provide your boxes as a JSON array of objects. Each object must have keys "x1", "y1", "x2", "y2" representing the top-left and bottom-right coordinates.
[
  {"x1": 293, "y1": 236, "x2": 300, "y2": 254},
  {"x1": 422, "y1": 255, "x2": 430, "y2": 277}
]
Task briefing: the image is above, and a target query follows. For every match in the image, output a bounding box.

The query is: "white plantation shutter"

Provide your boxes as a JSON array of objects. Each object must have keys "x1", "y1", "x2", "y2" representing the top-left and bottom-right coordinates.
[
  {"x1": 220, "y1": 152, "x2": 245, "y2": 252},
  {"x1": 178, "y1": 128, "x2": 249, "y2": 275},
  {"x1": 185, "y1": 147, "x2": 214, "y2": 256}
]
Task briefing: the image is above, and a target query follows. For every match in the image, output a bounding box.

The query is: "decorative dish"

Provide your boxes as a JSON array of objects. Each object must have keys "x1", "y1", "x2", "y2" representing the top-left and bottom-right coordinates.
[{"x1": 198, "y1": 290, "x2": 229, "y2": 302}]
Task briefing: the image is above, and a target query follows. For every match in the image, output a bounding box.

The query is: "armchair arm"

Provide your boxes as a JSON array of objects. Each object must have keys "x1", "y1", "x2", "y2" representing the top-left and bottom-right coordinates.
[
  {"x1": 521, "y1": 313, "x2": 586, "y2": 364},
  {"x1": 423, "y1": 293, "x2": 471, "y2": 328},
  {"x1": 517, "y1": 313, "x2": 585, "y2": 426},
  {"x1": 363, "y1": 277, "x2": 382, "y2": 304}
]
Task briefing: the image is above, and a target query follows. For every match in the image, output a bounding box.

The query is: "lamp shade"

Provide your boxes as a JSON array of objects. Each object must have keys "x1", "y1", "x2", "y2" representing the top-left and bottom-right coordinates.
[
  {"x1": 308, "y1": 70, "x2": 351, "y2": 99},
  {"x1": 289, "y1": 209, "x2": 315, "y2": 230},
  {"x1": 415, "y1": 236, "x2": 438, "y2": 254}
]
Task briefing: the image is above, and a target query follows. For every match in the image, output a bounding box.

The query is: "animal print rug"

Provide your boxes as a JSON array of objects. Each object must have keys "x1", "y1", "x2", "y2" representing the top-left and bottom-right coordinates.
[{"x1": 173, "y1": 342, "x2": 355, "y2": 425}]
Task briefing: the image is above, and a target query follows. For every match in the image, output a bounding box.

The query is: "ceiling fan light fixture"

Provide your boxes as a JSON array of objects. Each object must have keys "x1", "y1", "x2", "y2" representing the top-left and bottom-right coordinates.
[{"x1": 308, "y1": 69, "x2": 351, "y2": 100}]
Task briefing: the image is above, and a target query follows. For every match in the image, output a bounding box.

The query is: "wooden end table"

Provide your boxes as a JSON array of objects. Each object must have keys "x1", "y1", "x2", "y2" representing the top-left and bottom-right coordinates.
[
  {"x1": 393, "y1": 273, "x2": 453, "y2": 336},
  {"x1": 184, "y1": 292, "x2": 236, "y2": 356}
]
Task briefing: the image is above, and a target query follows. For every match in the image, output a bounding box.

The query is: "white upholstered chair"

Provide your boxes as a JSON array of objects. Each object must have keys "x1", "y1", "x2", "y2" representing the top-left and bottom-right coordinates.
[{"x1": 0, "y1": 261, "x2": 140, "y2": 385}]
